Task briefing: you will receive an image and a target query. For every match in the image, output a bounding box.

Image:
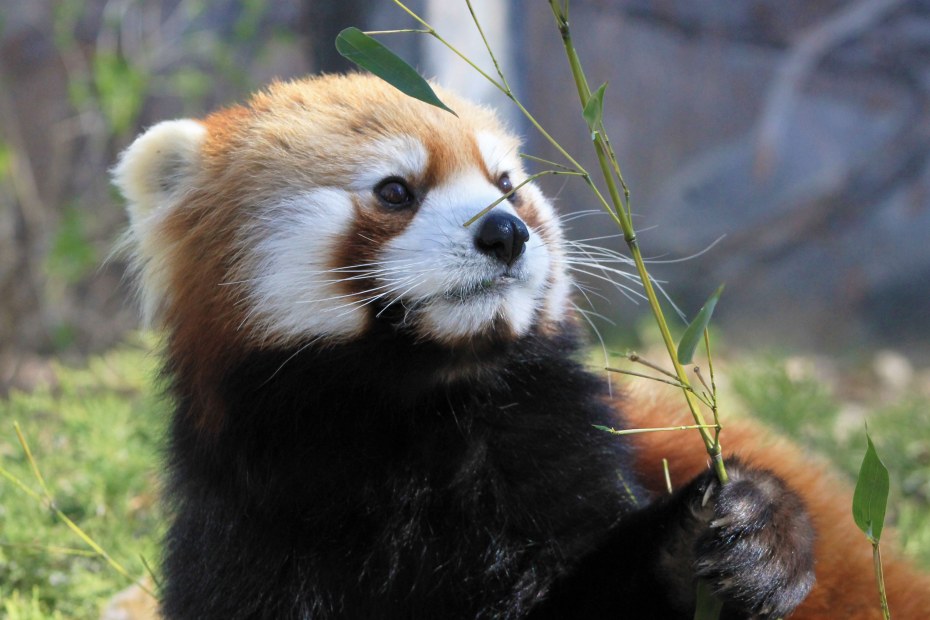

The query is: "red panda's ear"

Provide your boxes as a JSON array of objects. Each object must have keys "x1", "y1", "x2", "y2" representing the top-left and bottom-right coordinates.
[
  {"x1": 113, "y1": 119, "x2": 206, "y2": 225},
  {"x1": 113, "y1": 119, "x2": 206, "y2": 326}
]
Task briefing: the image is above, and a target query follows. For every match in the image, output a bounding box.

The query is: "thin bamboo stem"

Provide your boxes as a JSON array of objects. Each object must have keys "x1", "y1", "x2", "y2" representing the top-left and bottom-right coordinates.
[
  {"x1": 873, "y1": 543, "x2": 892, "y2": 619},
  {"x1": 596, "y1": 424, "x2": 720, "y2": 436},
  {"x1": 547, "y1": 0, "x2": 727, "y2": 483}
]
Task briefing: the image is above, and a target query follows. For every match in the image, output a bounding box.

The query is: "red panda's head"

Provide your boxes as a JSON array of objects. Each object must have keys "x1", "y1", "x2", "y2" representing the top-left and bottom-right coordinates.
[{"x1": 114, "y1": 74, "x2": 571, "y2": 374}]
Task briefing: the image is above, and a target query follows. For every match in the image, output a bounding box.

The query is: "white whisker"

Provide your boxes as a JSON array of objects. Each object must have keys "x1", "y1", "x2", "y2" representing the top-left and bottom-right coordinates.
[
  {"x1": 572, "y1": 304, "x2": 617, "y2": 326},
  {"x1": 565, "y1": 242, "x2": 634, "y2": 264},
  {"x1": 555, "y1": 209, "x2": 607, "y2": 224},
  {"x1": 571, "y1": 300, "x2": 613, "y2": 397},
  {"x1": 569, "y1": 233, "x2": 625, "y2": 244},
  {"x1": 261, "y1": 335, "x2": 328, "y2": 385},
  {"x1": 375, "y1": 280, "x2": 427, "y2": 318},
  {"x1": 643, "y1": 235, "x2": 726, "y2": 264},
  {"x1": 564, "y1": 259, "x2": 652, "y2": 284},
  {"x1": 571, "y1": 280, "x2": 611, "y2": 306},
  {"x1": 564, "y1": 265, "x2": 646, "y2": 303},
  {"x1": 298, "y1": 281, "x2": 409, "y2": 305}
]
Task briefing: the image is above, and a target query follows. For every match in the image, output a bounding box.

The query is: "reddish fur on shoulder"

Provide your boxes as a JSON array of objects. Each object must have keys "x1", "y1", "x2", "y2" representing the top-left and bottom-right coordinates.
[{"x1": 620, "y1": 386, "x2": 930, "y2": 619}]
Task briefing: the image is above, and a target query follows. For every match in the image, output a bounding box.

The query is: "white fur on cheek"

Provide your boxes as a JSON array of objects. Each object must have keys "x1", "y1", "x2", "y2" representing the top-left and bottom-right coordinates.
[
  {"x1": 521, "y1": 184, "x2": 571, "y2": 326},
  {"x1": 378, "y1": 172, "x2": 552, "y2": 343},
  {"x1": 244, "y1": 189, "x2": 367, "y2": 343}
]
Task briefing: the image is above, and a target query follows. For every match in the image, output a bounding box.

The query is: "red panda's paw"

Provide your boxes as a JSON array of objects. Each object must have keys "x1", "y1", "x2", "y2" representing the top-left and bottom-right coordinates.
[{"x1": 689, "y1": 463, "x2": 816, "y2": 619}]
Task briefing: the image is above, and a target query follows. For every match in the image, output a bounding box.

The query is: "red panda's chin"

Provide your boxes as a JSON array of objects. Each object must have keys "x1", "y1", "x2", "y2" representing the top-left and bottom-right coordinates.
[
  {"x1": 418, "y1": 294, "x2": 536, "y2": 344},
  {"x1": 362, "y1": 285, "x2": 534, "y2": 349}
]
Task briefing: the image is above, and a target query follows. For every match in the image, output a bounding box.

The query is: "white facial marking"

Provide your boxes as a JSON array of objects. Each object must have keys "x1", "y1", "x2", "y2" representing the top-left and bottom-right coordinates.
[
  {"x1": 245, "y1": 188, "x2": 366, "y2": 342},
  {"x1": 476, "y1": 131, "x2": 521, "y2": 178},
  {"x1": 349, "y1": 136, "x2": 428, "y2": 192}
]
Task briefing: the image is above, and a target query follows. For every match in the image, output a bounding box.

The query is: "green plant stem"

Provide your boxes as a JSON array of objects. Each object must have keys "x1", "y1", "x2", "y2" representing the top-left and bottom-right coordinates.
[
  {"x1": 519, "y1": 153, "x2": 575, "y2": 171},
  {"x1": 390, "y1": 0, "x2": 504, "y2": 91},
  {"x1": 596, "y1": 424, "x2": 720, "y2": 437},
  {"x1": 703, "y1": 330, "x2": 722, "y2": 448},
  {"x1": 548, "y1": 0, "x2": 727, "y2": 484},
  {"x1": 464, "y1": 0, "x2": 510, "y2": 91},
  {"x1": 873, "y1": 542, "x2": 892, "y2": 620},
  {"x1": 548, "y1": 6, "x2": 728, "y2": 617},
  {"x1": 604, "y1": 367, "x2": 714, "y2": 408},
  {"x1": 364, "y1": 28, "x2": 432, "y2": 36},
  {"x1": 606, "y1": 367, "x2": 689, "y2": 390},
  {"x1": 0, "y1": 541, "x2": 99, "y2": 557},
  {"x1": 625, "y1": 353, "x2": 681, "y2": 380}
]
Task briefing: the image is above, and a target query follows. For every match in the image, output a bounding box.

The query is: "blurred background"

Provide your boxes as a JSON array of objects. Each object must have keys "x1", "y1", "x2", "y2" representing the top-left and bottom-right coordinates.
[{"x1": 3, "y1": 0, "x2": 930, "y2": 392}]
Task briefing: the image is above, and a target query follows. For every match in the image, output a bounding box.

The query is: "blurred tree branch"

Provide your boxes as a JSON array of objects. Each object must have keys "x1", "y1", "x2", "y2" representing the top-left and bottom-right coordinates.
[{"x1": 754, "y1": 0, "x2": 908, "y2": 177}]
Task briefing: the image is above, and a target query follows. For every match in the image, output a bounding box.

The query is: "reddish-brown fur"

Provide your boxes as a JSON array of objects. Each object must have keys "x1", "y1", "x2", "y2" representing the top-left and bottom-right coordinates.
[{"x1": 622, "y1": 386, "x2": 930, "y2": 619}]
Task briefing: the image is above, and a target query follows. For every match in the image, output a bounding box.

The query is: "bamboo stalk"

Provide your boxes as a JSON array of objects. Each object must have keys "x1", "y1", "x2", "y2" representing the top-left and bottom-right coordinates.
[
  {"x1": 873, "y1": 543, "x2": 892, "y2": 620},
  {"x1": 546, "y1": 0, "x2": 727, "y2": 483}
]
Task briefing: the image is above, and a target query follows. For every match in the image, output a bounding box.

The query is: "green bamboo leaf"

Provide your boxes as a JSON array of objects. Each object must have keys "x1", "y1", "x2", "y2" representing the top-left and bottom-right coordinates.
[
  {"x1": 852, "y1": 431, "x2": 890, "y2": 543},
  {"x1": 582, "y1": 82, "x2": 607, "y2": 132},
  {"x1": 335, "y1": 27, "x2": 456, "y2": 116},
  {"x1": 677, "y1": 284, "x2": 724, "y2": 365}
]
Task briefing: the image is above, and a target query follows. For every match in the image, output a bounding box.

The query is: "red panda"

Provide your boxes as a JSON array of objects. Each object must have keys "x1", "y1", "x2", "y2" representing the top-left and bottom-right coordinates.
[{"x1": 113, "y1": 73, "x2": 930, "y2": 619}]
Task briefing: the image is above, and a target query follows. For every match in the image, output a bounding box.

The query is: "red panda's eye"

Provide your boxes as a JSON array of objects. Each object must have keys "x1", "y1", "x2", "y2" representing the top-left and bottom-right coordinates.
[
  {"x1": 375, "y1": 178, "x2": 414, "y2": 208},
  {"x1": 498, "y1": 173, "x2": 516, "y2": 202}
]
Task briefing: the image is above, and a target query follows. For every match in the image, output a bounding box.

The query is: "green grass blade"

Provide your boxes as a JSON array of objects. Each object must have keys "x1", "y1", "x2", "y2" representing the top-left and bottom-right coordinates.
[
  {"x1": 677, "y1": 284, "x2": 725, "y2": 365},
  {"x1": 853, "y1": 431, "x2": 890, "y2": 543},
  {"x1": 335, "y1": 27, "x2": 456, "y2": 116}
]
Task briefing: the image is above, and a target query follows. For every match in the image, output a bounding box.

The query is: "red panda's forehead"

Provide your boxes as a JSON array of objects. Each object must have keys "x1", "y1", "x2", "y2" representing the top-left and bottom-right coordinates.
[{"x1": 202, "y1": 75, "x2": 512, "y2": 192}]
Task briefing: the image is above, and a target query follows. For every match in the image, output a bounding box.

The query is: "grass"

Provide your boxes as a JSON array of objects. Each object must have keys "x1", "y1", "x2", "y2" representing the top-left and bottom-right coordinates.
[
  {"x1": 0, "y1": 335, "x2": 165, "y2": 619},
  {"x1": 0, "y1": 338, "x2": 928, "y2": 617}
]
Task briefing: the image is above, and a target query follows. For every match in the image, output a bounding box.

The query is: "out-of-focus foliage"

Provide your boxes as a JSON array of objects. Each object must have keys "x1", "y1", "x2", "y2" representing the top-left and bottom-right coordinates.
[{"x1": 0, "y1": 0, "x2": 313, "y2": 376}]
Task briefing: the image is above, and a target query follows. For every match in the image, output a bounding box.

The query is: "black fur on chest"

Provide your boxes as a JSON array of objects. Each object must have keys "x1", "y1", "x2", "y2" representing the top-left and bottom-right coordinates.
[{"x1": 161, "y1": 326, "x2": 645, "y2": 618}]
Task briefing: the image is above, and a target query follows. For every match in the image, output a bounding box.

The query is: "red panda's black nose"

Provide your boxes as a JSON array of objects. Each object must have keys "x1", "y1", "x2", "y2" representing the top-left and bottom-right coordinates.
[{"x1": 475, "y1": 211, "x2": 530, "y2": 267}]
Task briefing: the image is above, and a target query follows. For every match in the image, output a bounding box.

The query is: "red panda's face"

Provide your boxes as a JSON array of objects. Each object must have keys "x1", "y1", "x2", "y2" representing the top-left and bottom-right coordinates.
[{"x1": 115, "y1": 74, "x2": 571, "y2": 354}]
